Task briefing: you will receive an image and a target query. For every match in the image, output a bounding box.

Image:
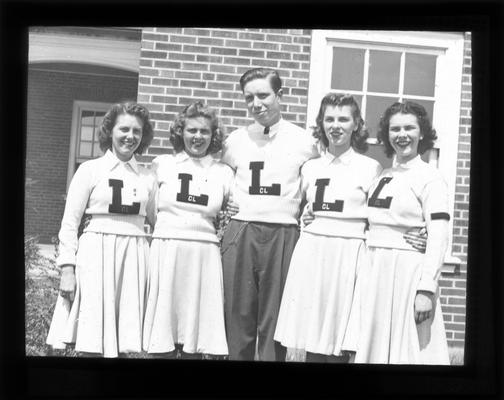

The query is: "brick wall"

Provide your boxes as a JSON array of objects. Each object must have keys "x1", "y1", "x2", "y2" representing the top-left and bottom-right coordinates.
[
  {"x1": 136, "y1": 28, "x2": 312, "y2": 164},
  {"x1": 25, "y1": 66, "x2": 138, "y2": 243},
  {"x1": 438, "y1": 33, "x2": 471, "y2": 348}
]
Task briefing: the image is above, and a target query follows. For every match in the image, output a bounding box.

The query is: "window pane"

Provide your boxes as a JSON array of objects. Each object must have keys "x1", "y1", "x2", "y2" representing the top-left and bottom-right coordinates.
[
  {"x1": 368, "y1": 50, "x2": 401, "y2": 93},
  {"x1": 331, "y1": 47, "x2": 365, "y2": 91},
  {"x1": 403, "y1": 53, "x2": 437, "y2": 97},
  {"x1": 402, "y1": 98, "x2": 435, "y2": 122},
  {"x1": 79, "y1": 141, "x2": 92, "y2": 158},
  {"x1": 81, "y1": 113, "x2": 96, "y2": 126},
  {"x1": 80, "y1": 126, "x2": 94, "y2": 141},
  {"x1": 93, "y1": 142, "x2": 103, "y2": 157},
  {"x1": 365, "y1": 95, "x2": 399, "y2": 138},
  {"x1": 95, "y1": 114, "x2": 105, "y2": 126},
  {"x1": 81, "y1": 110, "x2": 94, "y2": 118},
  {"x1": 365, "y1": 143, "x2": 392, "y2": 169}
]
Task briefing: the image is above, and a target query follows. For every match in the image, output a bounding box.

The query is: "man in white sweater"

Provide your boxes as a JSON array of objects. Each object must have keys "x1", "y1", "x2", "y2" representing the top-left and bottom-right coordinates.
[{"x1": 221, "y1": 68, "x2": 319, "y2": 361}]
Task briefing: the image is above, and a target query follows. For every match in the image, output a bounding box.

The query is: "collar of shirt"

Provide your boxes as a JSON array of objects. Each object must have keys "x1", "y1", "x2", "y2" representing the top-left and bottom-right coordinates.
[
  {"x1": 392, "y1": 154, "x2": 422, "y2": 169},
  {"x1": 250, "y1": 118, "x2": 282, "y2": 139},
  {"x1": 175, "y1": 150, "x2": 214, "y2": 168},
  {"x1": 321, "y1": 146, "x2": 354, "y2": 166},
  {"x1": 104, "y1": 149, "x2": 140, "y2": 174}
]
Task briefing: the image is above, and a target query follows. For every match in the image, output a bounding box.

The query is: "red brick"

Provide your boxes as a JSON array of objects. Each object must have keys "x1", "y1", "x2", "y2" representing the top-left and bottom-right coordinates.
[
  {"x1": 221, "y1": 109, "x2": 247, "y2": 117},
  {"x1": 165, "y1": 88, "x2": 192, "y2": 96},
  {"x1": 211, "y1": 30, "x2": 238, "y2": 39},
  {"x1": 168, "y1": 53, "x2": 196, "y2": 61},
  {"x1": 138, "y1": 85, "x2": 164, "y2": 94},
  {"x1": 152, "y1": 78, "x2": 179, "y2": 86},
  {"x1": 253, "y1": 42, "x2": 280, "y2": 51},
  {"x1": 251, "y1": 59, "x2": 278, "y2": 68},
  {"x1": 155, "y1": 42, "x2": 182, "y2": 52},
  {"x1": 239, "y1": 49, "x2": 266, "y2": 58},
  {"x1": 183, "y1": 45, "x2": 210, "y2": 53},
  {"x1": 139, "y1": 67, "x2": 160, "y2": 77},
  {"x1": 448, "y1": 297, "x2": 466, "y2": 306},
  {"x1": 197, "y1": 55, "x2": 224, "y2": 63},
  {"x1": 216, "y1": 74, "x2": 241, "y2": 83},
  {"x1": 170, "y1": 35, "x2": 197, "y2": 44},
  {"x1": 182, "y1": 62, "x2": 209, "y2": 71},
  {"x1": 198, "y1": 37, "x2": 224, "y2": 46},
  {"x1": 180, "y1": 80, "x2": 206, "y2": 88},
  {"x1": 207, "y1": 82, "x2": 234, "y2": 91},
  {"x1": 150, "y1": 112, "x2": 174, "y2": 121},
  {"x1": 225, "y1": 39, "x2": 252, "y2": 48},
  {"x1": 207, "y1": 99, "x2": 234, "y2": 108},
  {"x1": 193, "y1": 89, "x2": 219, "y2": 98},
  {"x1": 154, "y1": 60, "x2": 181, "y2": 69},
  {"x1": 183, "y1": 28, "x2": 211, "y2": 36},
  {"x1": 151, "y1": 96, "x2": 178, "y2": 104},
  {"x1": 156, "y1": 28, "x2": 183, "y2": 34},
  {"x1": 238, "y1": 32, "x2": 265, "y2": 41},
  {"x1": 175, "y1": 71, "x2": 202, "y2": 80},
  {"x1": 266, "y1": 34, "x2": 292, "y2": 43},
  {"x1": 211, "y1": 47, "x2": 238, "y2": 56},
  {"x1": 139, "y1": 59, "x2": 153, "y2": 67},
  {"x1": 141, "y1": 50, "x2": 167, "y2": 59},
  {"x1": 267, "y1": 51, "x2": 291, "y2": 60},
  {"x1": 210, "y1": 64, "x2": 236, "y2": 73}
]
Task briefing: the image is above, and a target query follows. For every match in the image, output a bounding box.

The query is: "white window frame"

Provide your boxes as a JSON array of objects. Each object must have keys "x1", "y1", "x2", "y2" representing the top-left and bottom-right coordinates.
[
  {"x1": 67, "y1": 100, "x2": 111, "y2": 190},
  {"x1": 307, "y1": 30, "x2": 465, "y2": 267}
]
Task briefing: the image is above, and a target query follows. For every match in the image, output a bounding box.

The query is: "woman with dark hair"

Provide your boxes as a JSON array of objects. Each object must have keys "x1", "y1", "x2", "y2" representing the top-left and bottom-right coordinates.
[
  {"x1": 353, "y1": 101, "x2": 450, "y2": 364},
  {"x1": 274, "y1": 93, "x2": 382, "y2": 363},
  {"x1": 46, "y1": 102, "x2": 157, "y2": 357},
  {"x1": 142, "y1": 101, "x2": 234, "y2": 359}
]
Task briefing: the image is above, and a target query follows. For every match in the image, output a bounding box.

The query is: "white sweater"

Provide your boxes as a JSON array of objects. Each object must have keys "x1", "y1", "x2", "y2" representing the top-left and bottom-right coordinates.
[
  {"x1": 367, "y1": 155, "x2": 451, "y2": 293},
  {"x1": 221, "y1": 118, "x2": 319, "y2": 225},
  {"x1": 302, "y1": 148, "x2": 382, "y2": 239},
  {"x1": 151, "y1": 152, "x2": 234, "y2": 243},
  {"x1": 56, "y1": 150, "x2": 157, "y2": 267}
]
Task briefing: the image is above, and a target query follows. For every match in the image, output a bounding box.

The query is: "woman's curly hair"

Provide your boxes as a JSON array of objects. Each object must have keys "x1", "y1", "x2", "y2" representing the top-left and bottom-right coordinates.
[
  {"x1": 377, "y1": 101, "x2": 437, "y2": 158},
  {"x1": 312, "y1": 93, "x2": 369, "y2": 153},
  {"x1": 98, "y1": 102, "x2": 154, "y2": 155},
  {"x1": 169, "y1": 101, "x2": 225, "y2": 155}
]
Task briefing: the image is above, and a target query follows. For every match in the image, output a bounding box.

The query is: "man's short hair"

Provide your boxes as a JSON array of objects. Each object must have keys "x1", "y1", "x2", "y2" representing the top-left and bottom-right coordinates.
[{"x1": 239, "y1": 68, "x2": 282, "y2": 93}]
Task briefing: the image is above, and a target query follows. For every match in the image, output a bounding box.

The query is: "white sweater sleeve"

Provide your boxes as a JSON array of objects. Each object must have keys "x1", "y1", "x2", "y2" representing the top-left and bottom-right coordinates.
[
  {"x1": 221, "y1": 164, "x2": 235, "y2": 208},
  {"x1": 417, "y1": 176, "x2": 450, "y2": 293},
  {"x1": 56, "y1": 163, "x2": 94, "y2": 267},
  {"x1": 220, "y1": 134, "x2": 237, "y2": 171}
]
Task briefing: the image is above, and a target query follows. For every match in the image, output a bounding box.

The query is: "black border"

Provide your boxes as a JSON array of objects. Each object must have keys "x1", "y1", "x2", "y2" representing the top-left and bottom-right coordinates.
[{"x1": 2, "y1": 0, "x2": 502, "y2": 399}]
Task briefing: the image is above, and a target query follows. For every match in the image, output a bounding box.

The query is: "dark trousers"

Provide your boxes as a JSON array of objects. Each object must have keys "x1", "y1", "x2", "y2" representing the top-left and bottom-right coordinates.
[{"x1": 221, "y1": 220, "x2": 299, "y2": 361}]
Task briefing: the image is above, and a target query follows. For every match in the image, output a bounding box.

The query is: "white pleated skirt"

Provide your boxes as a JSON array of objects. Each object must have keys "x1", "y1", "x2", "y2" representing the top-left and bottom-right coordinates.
[
  {"x1": 46, "y1": 232, "x2": 149, "y2": 358},
  {"x1": 142, "y1": 238, "x2": 228, "y2": 355},
  {"x1": 351, "y1": 247, "x2": 450, "y2": 365},
  {"x1": 274, "y1": 232, "x2": 367, "y2": 356}
]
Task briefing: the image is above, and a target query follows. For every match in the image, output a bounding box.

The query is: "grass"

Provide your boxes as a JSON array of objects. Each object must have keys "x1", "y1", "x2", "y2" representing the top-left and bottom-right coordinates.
[{"x1": 25, "y1": 237, "x2": 464, "y2": 365}]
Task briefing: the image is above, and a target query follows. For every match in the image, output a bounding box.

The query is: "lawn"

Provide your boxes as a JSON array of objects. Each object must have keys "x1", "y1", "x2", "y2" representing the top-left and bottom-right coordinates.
[{"x1": 25, "y1": 237, "x2": 465, "y2": 364}]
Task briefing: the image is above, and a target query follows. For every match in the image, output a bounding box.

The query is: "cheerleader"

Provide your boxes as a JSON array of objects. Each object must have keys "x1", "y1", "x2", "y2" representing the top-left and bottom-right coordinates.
[
  {"x1": 354, "y1": 101, "x2": 450, "y2": 364},
  {"x1": 142, "y1": 102, "x2": 233, "y2": 359},
  {"x1": 274, "y1": 93, "x2": 381, "y2": 362},
  {"x1": 46, "y1": 102, "x2": 157, "y2": 358}
]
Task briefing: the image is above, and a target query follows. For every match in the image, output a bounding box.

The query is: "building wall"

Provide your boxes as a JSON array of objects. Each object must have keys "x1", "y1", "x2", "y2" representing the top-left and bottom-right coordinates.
[
  {"x1": 136, "y1": 27, "x2": 312, "y2": 164},
  {"x1": 136, "y1": 28, "x2": 471, "y2": 349},
  {"x1": 25, "y1": 66, "x2": 138, "y2": 243},
  {"x1": 438, "y1": 32, "x2": 472, "y2": 347}
]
